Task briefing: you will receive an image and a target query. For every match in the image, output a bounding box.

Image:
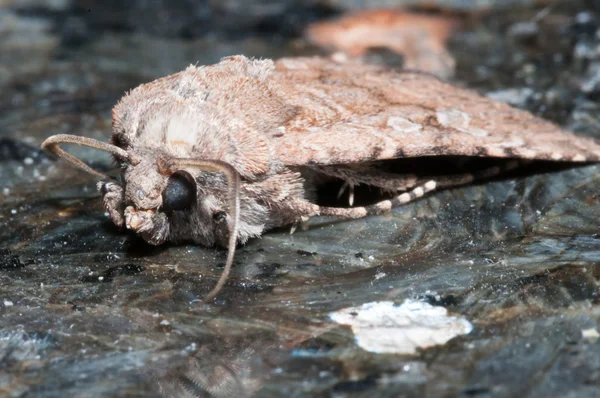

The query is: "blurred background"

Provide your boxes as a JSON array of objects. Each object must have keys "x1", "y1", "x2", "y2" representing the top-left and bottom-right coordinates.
[
  {"x1": 1, "y1": 0, "x2": 600, "y2": 150},
  {"x1": 3, "y1": 1, "x2": 600, "y2": 397}
]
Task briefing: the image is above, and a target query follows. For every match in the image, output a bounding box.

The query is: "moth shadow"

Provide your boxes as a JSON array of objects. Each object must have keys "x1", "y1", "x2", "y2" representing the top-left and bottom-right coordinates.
[
  {"x1": 312, "y1": 156, "x2": 593, "y2": 209},
  {"x1": 122, "y1": 234, "x2": 172, "y2": 258}
]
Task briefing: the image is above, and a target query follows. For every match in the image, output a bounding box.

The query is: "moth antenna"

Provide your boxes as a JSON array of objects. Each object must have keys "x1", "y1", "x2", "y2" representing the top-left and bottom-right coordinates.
[
  {"x1": 160, "y1": 158, "x2": 241, "y2": 304},
  {"x1": 41, "y1": 134, "x2": 140, "y2": 178}
]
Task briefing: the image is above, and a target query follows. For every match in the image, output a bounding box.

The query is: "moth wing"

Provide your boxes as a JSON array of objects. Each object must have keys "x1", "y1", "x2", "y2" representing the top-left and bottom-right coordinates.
[{"x1": 270, "y1": 57, "x2": 600, "y2": 166}]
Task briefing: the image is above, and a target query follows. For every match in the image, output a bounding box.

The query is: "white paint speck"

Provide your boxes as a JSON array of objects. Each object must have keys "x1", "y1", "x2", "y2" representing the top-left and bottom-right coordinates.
[
  {"x1": 374, "y1": 272, "x2": 386, "y2": 280},
  {"x1": 23, "y1": 157, "x2": 34, "y2": 165},
  {"x1": 160, "y1": 320, "x2": 170, "y2": 326},
  {"x1": 582, "y1": 328, "x2": 600, "y2": 341},
  {"x1": 10, "y1": 209, "x2": 17, "y2": 215},
  {"x1": 330, "y1": 300, "x2": 473, "y2": 354},
  {"x1": 3, "y1": 300, "x2": 14, "y2": 307}
]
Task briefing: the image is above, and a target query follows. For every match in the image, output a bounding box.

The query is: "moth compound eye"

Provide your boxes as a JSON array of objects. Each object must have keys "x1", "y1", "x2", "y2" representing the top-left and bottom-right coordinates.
[
  {"x1": 161, "y1": 171, "x2": 196, "y2": 212},
  {"x1": 213, "y1": 211, "x2": 227, "y2": 223}
]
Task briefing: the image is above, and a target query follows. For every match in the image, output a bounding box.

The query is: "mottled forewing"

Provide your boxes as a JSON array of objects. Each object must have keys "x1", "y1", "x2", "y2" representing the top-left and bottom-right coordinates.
[{"x1": 270, "y1": 57, "x2": 600, "y2": 166}]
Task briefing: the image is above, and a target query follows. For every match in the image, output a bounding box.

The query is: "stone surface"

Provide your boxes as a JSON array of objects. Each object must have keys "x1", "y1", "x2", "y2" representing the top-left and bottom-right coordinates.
[{"x1": 2, "y1": 1, "x2": 600, "y2": 397}]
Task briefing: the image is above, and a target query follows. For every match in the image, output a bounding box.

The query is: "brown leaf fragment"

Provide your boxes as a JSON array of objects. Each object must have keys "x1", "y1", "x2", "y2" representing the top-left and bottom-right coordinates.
[{"x1": 305, "y1": 9, "x2": 460, "y2": 78}]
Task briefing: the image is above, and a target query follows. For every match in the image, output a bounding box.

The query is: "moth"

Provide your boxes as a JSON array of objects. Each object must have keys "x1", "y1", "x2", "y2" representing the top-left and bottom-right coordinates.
[{"x1": 41, "y1": 55, "x2": 600, "y2": 302}]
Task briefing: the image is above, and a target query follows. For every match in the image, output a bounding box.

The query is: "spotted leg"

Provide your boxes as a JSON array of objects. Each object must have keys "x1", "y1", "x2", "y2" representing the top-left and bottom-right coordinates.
[
  {"x1": 311, "y1": 165, "x2": 419, "y2": 206},
  {"x1": 314, "y1": 160, "x2": 523, "y2": 220},
  {"x1": 318, "y1": 180, "x2": 438, "y2": 219}
]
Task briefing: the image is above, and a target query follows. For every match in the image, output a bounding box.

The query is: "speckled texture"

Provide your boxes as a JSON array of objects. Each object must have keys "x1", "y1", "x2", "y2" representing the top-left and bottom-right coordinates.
[{"x1": 2, "y1": 1, "x2": 600, "y2": 397}]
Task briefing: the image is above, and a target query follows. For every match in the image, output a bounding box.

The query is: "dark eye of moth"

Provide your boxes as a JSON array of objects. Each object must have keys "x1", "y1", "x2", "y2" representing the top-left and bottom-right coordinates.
[
  {"x1": 213, "y1": 211, "x2": 227, "y2": 223},
  {"x1": 161, "y1": 171, "x2": 196, "y2": 212}
]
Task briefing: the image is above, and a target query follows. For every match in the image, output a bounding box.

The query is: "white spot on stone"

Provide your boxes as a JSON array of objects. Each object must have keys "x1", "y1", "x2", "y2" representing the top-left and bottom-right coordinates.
[
  {"x1": 424, "y1": 181, "x2": 437, "y2": 191},
  {"x1": 374, "y1": 272, "x2": 386, "y2": 280},
  {"x1": 386, "y1": 117, "x2": 423, "y2": 134},
  {"x1": 582, "y1": 328, "x2": 600, "y2": 341},
  {"x1": 3, "y1": 300, "x2": 14, "y2": 307},
  {"x1": 330, "y1": 300, "x2": 473, "y2": 354},
  {"x1": 10, "y1": 209, "x2": 17, "y2": 215},
  {"x1": 551, "y1": 152, "x2": 563, "y2": 160},
  {"x1": 413, "y1": 187, "x2": 424, "y2": 197},
  {"x1": 573, "y1": 154, "x2": 587, "y2": 161},
  {"x1": 23, "y1": 157, "x2": 34, "y2": 165},
  {"x1": 398, "y1": 193, "x2": 411, "y2": 204}
]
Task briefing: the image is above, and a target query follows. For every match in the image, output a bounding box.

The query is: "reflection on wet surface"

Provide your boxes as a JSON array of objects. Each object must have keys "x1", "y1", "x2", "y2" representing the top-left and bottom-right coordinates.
[{"x1": 2, "y1": 1, "x2": 600, "y2": 397}]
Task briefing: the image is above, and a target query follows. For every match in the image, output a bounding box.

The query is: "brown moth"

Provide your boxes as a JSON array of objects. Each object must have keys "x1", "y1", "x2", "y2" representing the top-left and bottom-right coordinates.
[{"x1": 41, "y1": 55, "x2": 600, "y2": 302}]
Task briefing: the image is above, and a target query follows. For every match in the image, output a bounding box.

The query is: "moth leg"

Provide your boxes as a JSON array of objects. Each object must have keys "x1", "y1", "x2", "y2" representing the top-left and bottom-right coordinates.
[
  {"x1": 315, "y1": 160, "x2": 523, "y2": 220},
  {"x1": 318, "y1": 180, "x2": 438, "y2": 219},
  {"x1": 98, "y1": 181, "x2": 125, "y2": 227},
  {"x1": 290, "y1": 215, "x2": 310, "y2": 234},
  {"x1": 420, "y1": 159, "x2": 521, "y2": 189},
  {"x1": 312, "y1": 165, "x2": 418, "y2": 206},
  {"x1": 312, "y1": 165, "x2": 418, "y2": 192},
  {"x1": 335, "y1": 174, "x2": 419, "y2": 206},
  {"x1": 124, "y1": 206, "x2": 170, "y2": 245},
  {"x1": 337, "y1": 182, "x2": 355, "y2": 206}
]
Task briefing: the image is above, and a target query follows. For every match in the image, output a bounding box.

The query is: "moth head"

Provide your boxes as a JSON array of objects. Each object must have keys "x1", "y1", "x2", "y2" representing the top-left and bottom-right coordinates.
[
  {"x1": 159, "y1": 170, "x2": 233, "y2": 249},
  {"x1": 157, "y1": 158, "x2": 241, "y2": 254},
  {"x1": 41, "y1": 134, "x2": 241, "y2": 304},
  {"x1": 120, "y1": 154, "x2": 170, "y2": 211}
]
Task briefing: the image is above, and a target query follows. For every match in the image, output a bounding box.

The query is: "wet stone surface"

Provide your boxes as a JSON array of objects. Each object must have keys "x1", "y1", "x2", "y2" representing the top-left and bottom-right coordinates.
[{"x1": 2, "y1": 1, "x2": 600, "y2": 397}]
